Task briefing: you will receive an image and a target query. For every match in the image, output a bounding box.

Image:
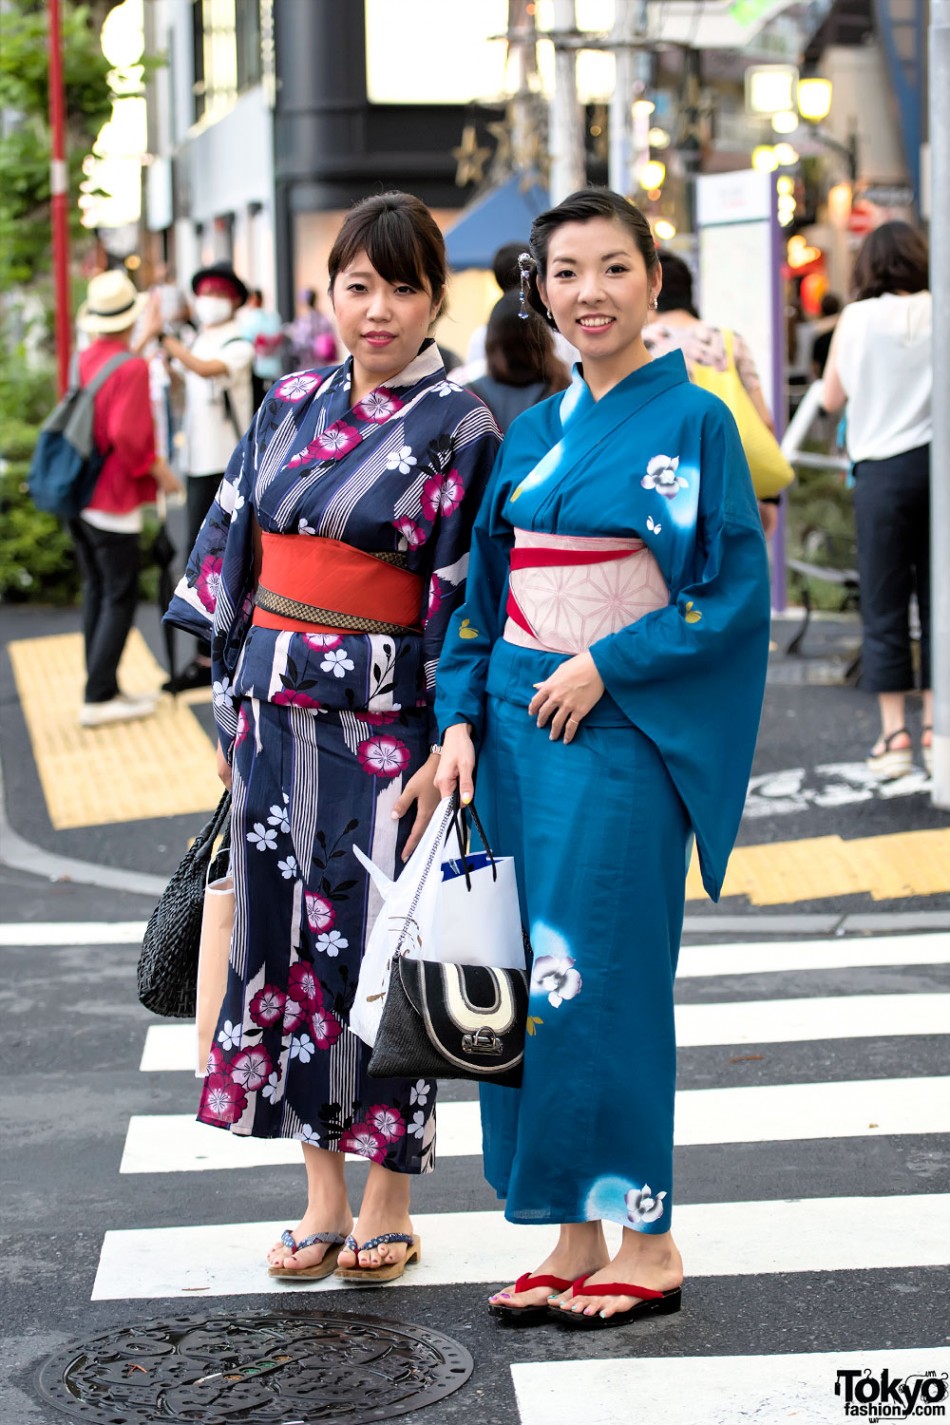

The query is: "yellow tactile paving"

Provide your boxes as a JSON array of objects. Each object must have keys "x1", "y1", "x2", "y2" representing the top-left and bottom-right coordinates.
[
  {"x1": 8, "y1": 631, "x2": 221, "y2": 829},
  {"x1": 687, "y1": 828, "x2": 950, "y2": 905}
]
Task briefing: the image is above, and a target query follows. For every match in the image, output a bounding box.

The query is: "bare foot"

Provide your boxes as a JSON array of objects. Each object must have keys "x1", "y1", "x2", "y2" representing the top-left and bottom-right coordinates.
[
  {"x1": 267, "y1": 1204, "x2": 353, "y2": 1272},
  {"x1": 489, "y1": 1223, "x2": 609, "y2": 1313},
  {"x1": 552, "y1": 1230, "x2": 683, "y2": 1321}
]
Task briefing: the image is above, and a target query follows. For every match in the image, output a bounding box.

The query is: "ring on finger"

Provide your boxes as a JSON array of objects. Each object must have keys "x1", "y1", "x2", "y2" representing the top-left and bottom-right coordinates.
[{"x1": 567, "y1": 716, "x2": 579, "y2": 727}]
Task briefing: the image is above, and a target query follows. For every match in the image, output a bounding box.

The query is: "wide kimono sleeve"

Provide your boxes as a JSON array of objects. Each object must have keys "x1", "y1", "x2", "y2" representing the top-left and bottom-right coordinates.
[
  {"x1": 417, "y1": 410, "x2": 501, "y2": 746},
  {"x1": 164, "y1": 416, "x2": 258, "y2": 759},
  {"x1": 434, "y1": 441, "x2": 514, "y2": 743},
  {"x1": 589, "y1": 406, "x2": 771, "y2": 901}
]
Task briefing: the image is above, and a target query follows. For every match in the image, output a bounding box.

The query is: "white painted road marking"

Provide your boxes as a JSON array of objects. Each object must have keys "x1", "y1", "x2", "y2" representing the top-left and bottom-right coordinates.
[
  {"x1": 91, "y1": 1194, "x2": 950, "y2": 1300},
  {"x1": 120, "y1": 1076, "x2": 950, "y2": 1174},
  {"x1": 745, "y1": 761, "x2": 931, "y2": 818},
  {"x1": 511, "y1": 1349, "x2": 950, "y2": 1425}
]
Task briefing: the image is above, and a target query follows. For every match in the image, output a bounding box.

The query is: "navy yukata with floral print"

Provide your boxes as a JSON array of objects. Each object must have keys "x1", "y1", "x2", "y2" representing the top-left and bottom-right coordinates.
[{"x1": 165, "y1": 341, "x2": 500, "y2": 1172}]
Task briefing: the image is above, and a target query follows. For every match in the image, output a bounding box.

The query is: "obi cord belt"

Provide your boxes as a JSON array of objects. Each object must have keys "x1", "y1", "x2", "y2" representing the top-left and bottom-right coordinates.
[{"x1": 252, "y1": 530, "x2": 424, "y2": 637}]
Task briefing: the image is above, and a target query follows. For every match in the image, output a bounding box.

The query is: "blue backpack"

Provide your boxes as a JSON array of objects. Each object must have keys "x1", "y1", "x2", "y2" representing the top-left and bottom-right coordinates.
[{"x1": 28, "y1": 351, "x2": 133, "y2": 519}]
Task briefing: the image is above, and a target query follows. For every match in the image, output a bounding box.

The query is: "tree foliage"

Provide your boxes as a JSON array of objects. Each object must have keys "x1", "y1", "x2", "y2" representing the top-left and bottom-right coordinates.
[{"x1": 0, "y1": 0, "x2": 112, "y2": 288}]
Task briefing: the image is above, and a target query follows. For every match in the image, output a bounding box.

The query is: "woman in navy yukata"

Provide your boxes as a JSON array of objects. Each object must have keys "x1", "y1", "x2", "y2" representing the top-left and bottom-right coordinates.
[
  {"x1": 435, "y1": 189, "x2": 771, "y2": 1329},
  {"x1": 165, "y1": 193, "x2": 499, "y2": 1284}
]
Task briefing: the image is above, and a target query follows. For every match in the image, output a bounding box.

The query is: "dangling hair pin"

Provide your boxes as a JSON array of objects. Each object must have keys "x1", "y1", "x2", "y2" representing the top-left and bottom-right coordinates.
[{"x1": 517, "y1": 251, "x2": 533, "y2": 320}]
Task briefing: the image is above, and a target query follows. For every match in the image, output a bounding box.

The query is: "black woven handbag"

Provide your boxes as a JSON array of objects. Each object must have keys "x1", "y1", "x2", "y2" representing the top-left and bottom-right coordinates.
[
  {"x1": 368, "y1": 798, "x2": 528, "y2": 1088},
  {"x1": 137, "y1": 790, "x2": 231, "y2": 1018}
]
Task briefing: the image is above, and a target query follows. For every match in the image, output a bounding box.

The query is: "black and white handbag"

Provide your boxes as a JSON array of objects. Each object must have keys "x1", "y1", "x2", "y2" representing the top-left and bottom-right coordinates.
[{"x1": 367, "y1": 799, "x2": 528, "y2": 1088}]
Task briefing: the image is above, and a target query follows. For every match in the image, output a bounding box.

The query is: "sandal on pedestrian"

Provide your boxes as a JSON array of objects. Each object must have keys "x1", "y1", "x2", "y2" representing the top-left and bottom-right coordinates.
[
  {"x1": 488, "y1": 1272, "x2": 574, "y2": 1323},
  {"x1": 334, "y1": 1232, "x2": 421, "y2": 1284},
  {"x1": 866, "y1": 728, "x2": 913, "y2": 782},
  {"x1": 549, "y1": 1277, "x2": 682, "y2": 1330},
  {"x1": 921, "y1": 725, "x2": 933, "y2": 777},
  {"x1": 267, "y1": 1229, "x2": 347, "y2": 1280}
]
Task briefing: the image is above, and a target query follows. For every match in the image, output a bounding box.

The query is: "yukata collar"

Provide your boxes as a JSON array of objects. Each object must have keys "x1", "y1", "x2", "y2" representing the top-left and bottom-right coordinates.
[
  {"x1": 340, "y1": 338, "x2": 444, "y2": 398},
  {"x1": 562, "y1": 349, "x2": 690, "y2": 427}
]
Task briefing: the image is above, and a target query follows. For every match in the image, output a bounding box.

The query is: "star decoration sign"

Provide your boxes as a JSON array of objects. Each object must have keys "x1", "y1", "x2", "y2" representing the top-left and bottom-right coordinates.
[{"x1": 451, "y1": 124, "x2": 491, "y2": 187}]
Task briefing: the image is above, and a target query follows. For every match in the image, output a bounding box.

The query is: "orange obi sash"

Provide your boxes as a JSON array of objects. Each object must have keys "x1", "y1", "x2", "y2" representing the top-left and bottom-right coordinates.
[{"x1": 252, "y1": 531, "x2": 423, "y2": 636}]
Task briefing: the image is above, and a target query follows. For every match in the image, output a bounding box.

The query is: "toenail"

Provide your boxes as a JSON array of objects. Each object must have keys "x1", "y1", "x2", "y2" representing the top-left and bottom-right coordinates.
[
  {"x1": 584, "y1": 1307, "x2": 595, "y2": 1316},
  {"x1": 599, "y1": 1310, "x2": 609, "y2": 1319},
  {"x1": 572, "y1": 1304, "x2": 583, "y2": 1313}
]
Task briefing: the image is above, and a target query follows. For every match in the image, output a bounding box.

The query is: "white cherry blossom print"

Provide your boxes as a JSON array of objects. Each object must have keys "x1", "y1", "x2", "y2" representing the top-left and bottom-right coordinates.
[
  {"x1": 625, "y1": 1185, "x2": 668, "y2": 1225},
  {"x1": 212, "y1": 677, "x2": 232, "y2": 709},
  {"x1": 289, "y1": 1033, "x2": 315, "y2": 1063},
  {"x1": 409, "y1": 1110, "x2": 426, "y2": 1138},
  {"x1": 646, "y1": 514, "x2": 662, "y2": 535},
  {"x1": 247, "y1": 822, "x2": 278, "y2": 852},
  {"x1": 230, "y1": 492, "x2": 245, "y2": 523},
  {"x1": 316, "y1": 929, "x2": 348, "y2": 957},
  {"x1": 409, "y1": 1080, "x2": 431, "y2": 1107},
  {"x1": 298, "y1": 1123, "x2": 322, "y2": 1146},
  {"x1": 267, "y1": 794, "x2": 291, "y2": 834},
  {"x1": 320, "y1": 649, "x2": 355, "y2": 678},
  {"x1": 277, "y1": 855, "x2": 298, "y2": 880},
  {"x1": 297, "y1": 517, "x2": 316, "y2": 535},
  {"x1": 261, "y1": 1070, "x2": 282, "y2": 1104},
  {"x1": 641, "y1": 454, "x2": 688, "y2": 501},
  {"x1": 217, "y1": 1019, "x2": 242, "y2": 1051},
  {"x1": 386, "y1": 445, "x2": 417, "y2": 474}
]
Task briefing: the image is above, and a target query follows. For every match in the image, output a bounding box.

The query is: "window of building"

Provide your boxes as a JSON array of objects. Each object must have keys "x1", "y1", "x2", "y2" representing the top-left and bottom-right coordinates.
[{"x1": 193, "y1": 0, "x2": 262, "y2": 125}]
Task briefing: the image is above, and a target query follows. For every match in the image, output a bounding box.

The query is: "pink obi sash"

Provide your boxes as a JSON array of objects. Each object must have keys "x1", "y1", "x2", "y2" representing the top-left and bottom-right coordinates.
[{"x1": 503, "y1": 529, "x2": 669, "y2": 655}]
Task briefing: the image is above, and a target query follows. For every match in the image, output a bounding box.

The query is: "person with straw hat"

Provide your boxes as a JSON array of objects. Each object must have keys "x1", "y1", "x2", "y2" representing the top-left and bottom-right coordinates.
[{"x1": 71, "y1": 270, "x2": 181, "y2": 728}]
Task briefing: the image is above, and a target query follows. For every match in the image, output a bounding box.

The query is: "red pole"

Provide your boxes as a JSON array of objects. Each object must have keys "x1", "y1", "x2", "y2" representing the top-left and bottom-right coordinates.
[{"x1": 48, "y1": 0, "x2": 72, "y2": 396}]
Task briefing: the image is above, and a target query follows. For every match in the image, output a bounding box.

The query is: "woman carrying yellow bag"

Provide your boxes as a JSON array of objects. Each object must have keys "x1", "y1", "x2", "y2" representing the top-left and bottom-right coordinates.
[{"x1": 643, "y1": 252, "x2": 794, "y2": 537}]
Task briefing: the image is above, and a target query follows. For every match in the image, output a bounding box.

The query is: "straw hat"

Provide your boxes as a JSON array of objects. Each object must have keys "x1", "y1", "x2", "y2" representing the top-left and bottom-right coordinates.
[{"x1": 77, "y1": 270, "x2": 149, "y2": 334}]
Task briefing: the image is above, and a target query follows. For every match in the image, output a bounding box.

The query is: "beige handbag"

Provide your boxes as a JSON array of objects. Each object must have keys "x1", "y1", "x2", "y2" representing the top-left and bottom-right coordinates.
[{"x1": 195, "y1": 867, "x2": 235, "y2": 1076}]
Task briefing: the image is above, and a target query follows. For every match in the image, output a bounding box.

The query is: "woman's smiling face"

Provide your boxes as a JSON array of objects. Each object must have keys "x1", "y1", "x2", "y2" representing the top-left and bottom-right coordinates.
[
  {"x1": 537, "y1": 217, "x2": 660, "y2": 374},
  {"x1": 331, "y1": 252, "x2": 440, "y2": 394}
]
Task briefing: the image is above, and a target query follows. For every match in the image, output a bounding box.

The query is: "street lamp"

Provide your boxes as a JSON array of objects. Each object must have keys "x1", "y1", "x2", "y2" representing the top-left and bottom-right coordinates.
[{"x1": 797, "y1": 77, "x2": 858, "y2": 182}]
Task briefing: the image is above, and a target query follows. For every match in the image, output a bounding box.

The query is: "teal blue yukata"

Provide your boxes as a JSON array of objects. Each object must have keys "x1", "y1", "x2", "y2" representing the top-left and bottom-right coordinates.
[{"x1": 434, "y1": 351, "x2": 771, "y2": 1231}]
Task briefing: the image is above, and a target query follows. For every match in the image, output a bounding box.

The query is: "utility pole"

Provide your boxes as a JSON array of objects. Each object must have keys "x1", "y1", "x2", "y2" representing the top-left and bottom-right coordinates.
[
  {"x1": 548, "y1": 0, "x2": 585, "y2": 202},
  {"x1": 48, "y1": 0, "x2": 71, "y2": 396},
  {"x1": 608, "y1": 0, "x2": 649, "y2": 197},
  {"x1": 929, "y1": 0, "x2": 950, "y2": 808}
]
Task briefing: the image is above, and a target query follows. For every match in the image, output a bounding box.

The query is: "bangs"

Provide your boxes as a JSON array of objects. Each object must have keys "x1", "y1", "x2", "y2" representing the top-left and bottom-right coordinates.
[{"x1": 331, "y1": 209, "x2": 430, "y2": 293}]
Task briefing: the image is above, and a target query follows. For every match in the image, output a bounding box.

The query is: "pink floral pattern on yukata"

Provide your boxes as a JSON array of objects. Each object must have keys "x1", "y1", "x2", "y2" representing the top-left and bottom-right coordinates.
[
  {"x1": 352, "y1": 387, "x2": 403, "y2": 424},
  {"x1": 274, "y1": 372, "x2": 324, "y2": 402},
  {"x1": 366, "y1": 1104, "x2": 406, "y2": 1142},
  {"x1": 273, "y1": 688, "x2": 323, "y2": 709},
  {"x1": 357, "y1": 735, "x2": 411, "y2": 779},
  {"x1": 196, "y1": 556, "x2": 223, "y2": 613},
  {"x1": 393, "y1": 517, "x2": 426, "y2": 548},
  {"x1": 421, "y1": 469, "x2": 464, "y2": 519},
  {"x1": 250, "y1": 985, "x2": 285, "y2": 1027},
  {"x1": 305, "y1": 893, "x2": 335, "y2": 932},
  {"x1": 303, "y1": 632, "x2": 343, "y2": 651},
  {"x1": 340, "y1": 1122, "x2": 387, "y2": 1162}
]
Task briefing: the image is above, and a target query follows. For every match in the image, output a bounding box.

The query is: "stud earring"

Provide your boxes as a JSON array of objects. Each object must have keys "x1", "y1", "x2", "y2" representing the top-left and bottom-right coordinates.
[{"x1": 516, "y1": 251, "x2": 533, "y2": 321}]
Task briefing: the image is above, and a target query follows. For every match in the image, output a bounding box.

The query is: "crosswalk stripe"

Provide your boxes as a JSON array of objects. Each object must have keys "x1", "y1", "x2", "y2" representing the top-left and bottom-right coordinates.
[
  {"x1": 510, "y1": 1349, "x2": 950, "y2": 1425},
  {"x1": 138, "y1": 990, "x2": 950, "y2": 1076},
  {"x1": 120, "y1": 1075, "x2": 950, "y2": 1174},
  {"x1": 0, "y1": 921, "x2": 149, "y2": 946},
  {"x1": 676, "y1": 931, "x2": 949, "y2": 977},
  {"x1": 90, "y1": 1194, "x2": 950, "y2": 1301}
]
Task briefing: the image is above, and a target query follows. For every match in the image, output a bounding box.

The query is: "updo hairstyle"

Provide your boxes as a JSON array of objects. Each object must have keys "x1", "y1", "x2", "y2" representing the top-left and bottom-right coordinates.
[{"x1": 525, "y1": 188, "x2": 659, "y2": 327}]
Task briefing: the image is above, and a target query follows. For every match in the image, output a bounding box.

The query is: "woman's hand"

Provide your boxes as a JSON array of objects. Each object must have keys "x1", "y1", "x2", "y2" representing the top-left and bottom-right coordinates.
[
  {"x1": 435, "y1": 723, "x2": 475, "y2": 806},
  {"x1": 528, "y1": 651, "x2": 605, "y2": 743},
  {"x1": 216, "y1": 740, "x2": 233, "y2": 790},
  {"x1": 392, "y1": 752, "x2": 442, "y2": 862}
]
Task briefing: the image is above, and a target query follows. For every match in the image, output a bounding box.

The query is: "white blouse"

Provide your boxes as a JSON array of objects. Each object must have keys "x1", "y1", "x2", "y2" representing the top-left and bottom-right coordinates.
[{"x1": 831, "y1": 291, "x2": 932, "y2": 463}]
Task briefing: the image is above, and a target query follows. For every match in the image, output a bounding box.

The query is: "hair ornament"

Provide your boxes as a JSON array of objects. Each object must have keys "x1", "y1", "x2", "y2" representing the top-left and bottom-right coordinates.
[{"x1": 516, "y1": 251, "x2": 533, "y2": 320}]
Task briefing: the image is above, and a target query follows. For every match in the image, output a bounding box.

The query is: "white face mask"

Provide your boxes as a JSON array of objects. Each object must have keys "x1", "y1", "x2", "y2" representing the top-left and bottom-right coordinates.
[{"x1": 194, "y1": 295, "x2": 233, "y2": 327}]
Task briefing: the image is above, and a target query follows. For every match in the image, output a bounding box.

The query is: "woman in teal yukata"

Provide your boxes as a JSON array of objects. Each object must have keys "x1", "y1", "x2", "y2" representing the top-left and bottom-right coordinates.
[{"x1": 435, "y1": 190, "x2": 771, "y2": 1330}]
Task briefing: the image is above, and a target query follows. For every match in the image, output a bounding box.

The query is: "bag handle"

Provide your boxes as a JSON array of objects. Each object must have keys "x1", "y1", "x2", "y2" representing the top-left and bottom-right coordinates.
[
  {"x1": 449, "y1": 793, "x2": 498, "y2": 890},
  {"x1": 193, "y1": 789, "x2": 232, "y2": 864}
]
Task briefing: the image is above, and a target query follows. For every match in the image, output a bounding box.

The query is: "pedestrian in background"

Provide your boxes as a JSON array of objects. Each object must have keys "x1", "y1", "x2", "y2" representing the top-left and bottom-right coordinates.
[
  {"x1": 810, "y1": 292, "x2": 842, "y2": 379},
  {"x1": 435, "y1": 189, "x2": 770, "y2": 1330},
  {"x1": 164, "y1": 191, "x2": 500, "y2": 1286},
  {"x1": 465, "y1": 290, "x2": 570, "y2": 431},
  {"x1": 141, "y1": 261, "x2": 255, "y2": 692},
  {"x1": 239, "y1": 288, "x2": 286, "y2": 409},
  {"x1": 452, "y1": 241, "x2": 579, "y2": 386},
  {"x1": 821, "y1": 221, "x2": 933, "y2": 779},
  {"x1": 286, "y1": 286, "x2": 338, "y2": 370},
  {"x1": 643, "y1": 251, "x2": 783, "y2": 538},
  {"x1": 70, "y1": 271, "x2": 182, "y2": 727}
]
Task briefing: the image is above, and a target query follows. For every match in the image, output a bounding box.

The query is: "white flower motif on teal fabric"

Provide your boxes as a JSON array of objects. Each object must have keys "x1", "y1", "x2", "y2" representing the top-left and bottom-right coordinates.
[
  {"x1": 530, "y1": 954, "x2": 582, "y2": 1009},
  {"x1": 625, "y1": 1184, "x2": 667, "y2": 1225},
  {"x1": 641, "y1": 454, "x2": 688, "y2": 501}
]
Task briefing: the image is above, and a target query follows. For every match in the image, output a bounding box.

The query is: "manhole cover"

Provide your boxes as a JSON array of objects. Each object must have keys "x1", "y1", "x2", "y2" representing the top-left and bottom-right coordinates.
[{"x1": 37, "y1": 1310, "x2": 474, "y2": 1423}]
